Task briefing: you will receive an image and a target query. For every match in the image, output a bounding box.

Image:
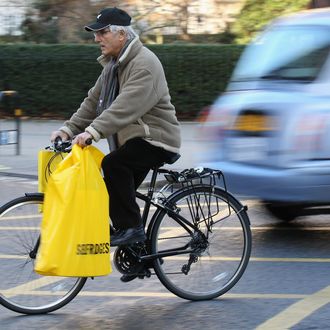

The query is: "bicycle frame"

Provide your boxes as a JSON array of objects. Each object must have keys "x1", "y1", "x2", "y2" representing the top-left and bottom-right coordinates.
[{"x1": 134, "y1": 167, "x2": 211, "y2": 263}]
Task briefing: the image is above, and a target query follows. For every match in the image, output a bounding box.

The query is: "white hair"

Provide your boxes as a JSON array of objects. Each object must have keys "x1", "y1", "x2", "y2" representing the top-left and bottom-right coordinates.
[{"x1": 109, "y1": 25, "x2": 137, "y2": 40}]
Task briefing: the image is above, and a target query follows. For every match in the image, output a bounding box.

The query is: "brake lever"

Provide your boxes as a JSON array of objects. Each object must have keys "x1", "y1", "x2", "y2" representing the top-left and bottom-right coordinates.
[{"x1": 53, "y1": 137, "x2": 72, "y2": 152}]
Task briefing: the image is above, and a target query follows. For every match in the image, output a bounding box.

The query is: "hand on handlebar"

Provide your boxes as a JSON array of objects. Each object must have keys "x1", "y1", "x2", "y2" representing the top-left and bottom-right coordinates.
[
  {"x1": 50, "y1": 130, "x2": 69, "y2": 143},
  {"x1": 72, "y1": 132, "x2": 93, "y2": 148}
]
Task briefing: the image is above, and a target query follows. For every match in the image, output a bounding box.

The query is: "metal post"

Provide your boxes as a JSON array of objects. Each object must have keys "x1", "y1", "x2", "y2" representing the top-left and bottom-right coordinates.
[{"x1": 14, "y1": 108, "x2": 22, "y2": 155}]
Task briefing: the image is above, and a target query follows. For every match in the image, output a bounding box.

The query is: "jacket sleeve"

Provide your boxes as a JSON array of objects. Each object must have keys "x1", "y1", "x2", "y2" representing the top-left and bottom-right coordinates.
[
  {"x1": 85, "y1": 68, "x2": 158, "y2": 141},
  {"x1": 60, "y1": 76, "x2": 102, "y2": 138}
]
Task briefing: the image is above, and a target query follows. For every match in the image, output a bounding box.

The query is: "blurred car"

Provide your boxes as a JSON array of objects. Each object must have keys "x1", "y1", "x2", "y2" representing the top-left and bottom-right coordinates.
[{"x1": 201, "y1": 8, "x2": 330, "y2": 221}]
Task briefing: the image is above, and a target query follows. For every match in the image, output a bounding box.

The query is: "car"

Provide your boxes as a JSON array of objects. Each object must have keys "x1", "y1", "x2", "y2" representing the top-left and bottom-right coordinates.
[{"x1": 201, "y1": 8, "x2": 330, "y2": 221}]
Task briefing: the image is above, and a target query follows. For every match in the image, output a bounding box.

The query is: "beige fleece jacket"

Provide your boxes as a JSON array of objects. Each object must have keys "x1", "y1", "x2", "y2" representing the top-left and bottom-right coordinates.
[{"x1": 60, "y1": 37, "x2": 181, "y2": 154}]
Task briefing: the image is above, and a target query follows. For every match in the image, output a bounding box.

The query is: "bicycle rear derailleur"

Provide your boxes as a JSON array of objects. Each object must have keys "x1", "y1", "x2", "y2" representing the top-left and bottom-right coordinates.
[{"x1": 114, "y1": 243, "x2": 152, "y2": 279}]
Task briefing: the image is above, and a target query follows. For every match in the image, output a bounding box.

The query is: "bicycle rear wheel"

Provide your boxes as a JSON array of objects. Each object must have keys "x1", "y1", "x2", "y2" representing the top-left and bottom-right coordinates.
[
  {"x1": 0, "y1": 195, "x2": 87, "y2": 314},
  {"x1": 151, "y1": 185, "x2": 251, "y2": 300}
]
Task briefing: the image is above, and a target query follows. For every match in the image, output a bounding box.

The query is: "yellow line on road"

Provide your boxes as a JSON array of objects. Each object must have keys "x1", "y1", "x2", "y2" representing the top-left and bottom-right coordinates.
[
  {"x1": 2, "y1": 225, "x2": 330, "y2": 232},
  {"x1": 1, "y1": 253, "x2": 330, "y2": 263},
  {"x1": 251, "y1": 226, "x2": 330, "y2": 231},
  {"x1": 157, "y1": 226, "x2": 330, "y2": 231},
  {"x1": 250, "y1": 257, "x2": 330, "y2": 263},
  {"x1": 0, "y1": 254, "x2": 27, "y2": 259},
  {"x1": 77, "y1": 291, "x2": 309, "y2": 299},
  {"x1": 2, "y1": 289, "x2": 307, "y2": 300},
  {"x1": 78, "y1": 292, "x2": 308, "y2": 299},
  {"x1": 0, "y1": 215, "x2": 41, "y2": 221},
  {"x1": 2, "y1": 277, "x2": 63, "y2": 298},
  {"x1": 256, "y1": 285, "x2": 330, "y2": 329}
]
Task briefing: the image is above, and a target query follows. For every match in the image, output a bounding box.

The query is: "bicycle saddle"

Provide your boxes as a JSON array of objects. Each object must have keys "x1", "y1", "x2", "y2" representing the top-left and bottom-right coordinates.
[{"x1": 166, "y1": 153, "x2": 181, "y2": 164}]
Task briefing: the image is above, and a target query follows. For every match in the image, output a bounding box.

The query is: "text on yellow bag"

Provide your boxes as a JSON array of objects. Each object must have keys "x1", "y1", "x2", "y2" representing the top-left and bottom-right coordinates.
[{"x1": 35, "y1": 145, "x2": 111, "y2": 277}]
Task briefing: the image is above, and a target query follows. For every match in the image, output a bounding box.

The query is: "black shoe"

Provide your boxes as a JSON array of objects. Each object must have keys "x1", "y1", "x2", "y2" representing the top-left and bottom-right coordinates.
[
  {"x1": 120, "y1": 273, "x2": 138, "y2": 282},
  {"x1": 110, "y1": 225, "x2": 146, "y2": 247},
  {"x1": 120, "y1": 267, "x2": 152, "y2": 282}
]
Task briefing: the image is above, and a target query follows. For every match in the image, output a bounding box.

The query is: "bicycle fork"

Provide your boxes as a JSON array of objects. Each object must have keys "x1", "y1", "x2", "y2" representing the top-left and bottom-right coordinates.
[{"x1": 29, "y1": 236, "x2": 40, "y2": 259}]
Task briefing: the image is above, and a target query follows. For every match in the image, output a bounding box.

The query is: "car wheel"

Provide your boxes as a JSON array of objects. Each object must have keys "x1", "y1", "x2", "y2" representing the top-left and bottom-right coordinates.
[{"x1": 263, "y1": 202, "x2": 302, "y2": 221}]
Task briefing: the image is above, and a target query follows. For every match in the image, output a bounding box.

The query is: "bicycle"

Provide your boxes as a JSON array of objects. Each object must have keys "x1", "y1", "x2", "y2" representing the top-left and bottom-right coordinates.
[{"x1": 0, "y1": 139, "x2": 251, "y2": 315}]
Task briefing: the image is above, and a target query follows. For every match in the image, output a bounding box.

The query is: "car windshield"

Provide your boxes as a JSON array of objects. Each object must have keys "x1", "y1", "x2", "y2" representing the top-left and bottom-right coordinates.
[{"x1": 232, "y1": 25, "x2": 330, "y2": 82}]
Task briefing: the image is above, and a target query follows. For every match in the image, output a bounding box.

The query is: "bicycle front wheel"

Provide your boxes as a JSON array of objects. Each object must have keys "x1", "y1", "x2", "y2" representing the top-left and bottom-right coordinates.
[
  {"x1": 0, "y1": 195, "x2": 87, "y2": 314},
  {"x1": 151, "y1": 185, "x2": 251, "y2": 301}
]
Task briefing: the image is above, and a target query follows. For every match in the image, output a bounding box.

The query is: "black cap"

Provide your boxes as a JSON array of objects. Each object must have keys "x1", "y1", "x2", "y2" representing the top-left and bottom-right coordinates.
[{"x1": 85, "y1": 7, "x2": 131, "y2": 31}]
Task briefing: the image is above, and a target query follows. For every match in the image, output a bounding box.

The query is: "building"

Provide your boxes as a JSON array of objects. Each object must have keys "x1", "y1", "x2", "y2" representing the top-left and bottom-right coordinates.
[{"x1": 0, "y1": 0, "x2": 32, "y2": 36}]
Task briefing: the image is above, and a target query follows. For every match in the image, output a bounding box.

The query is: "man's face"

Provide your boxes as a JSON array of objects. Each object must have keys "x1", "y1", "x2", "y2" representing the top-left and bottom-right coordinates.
[{"x1": 94, "y1": 27, "x2": 126, "y2": 58}]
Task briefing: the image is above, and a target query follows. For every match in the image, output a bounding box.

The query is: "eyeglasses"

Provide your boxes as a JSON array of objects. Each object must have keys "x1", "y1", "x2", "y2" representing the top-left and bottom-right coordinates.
[{"x1": 93, "y1": 25, "x2": 111, "y2": 38}]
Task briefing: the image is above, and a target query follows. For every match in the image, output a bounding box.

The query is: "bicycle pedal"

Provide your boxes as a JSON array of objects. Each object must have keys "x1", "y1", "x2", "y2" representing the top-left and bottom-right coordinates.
[{"x1": 138, "y1": 268, "x2": 151, "y2": 279}]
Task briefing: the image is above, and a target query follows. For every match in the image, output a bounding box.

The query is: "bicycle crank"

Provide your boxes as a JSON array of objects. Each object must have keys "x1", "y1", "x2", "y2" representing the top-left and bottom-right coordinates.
[{"x1": 113, "y1": 244, "x2": 151, "y2": 279}]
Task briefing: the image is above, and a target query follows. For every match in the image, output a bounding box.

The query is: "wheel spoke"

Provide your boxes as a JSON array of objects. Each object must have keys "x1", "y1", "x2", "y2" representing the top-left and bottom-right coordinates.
[
  {"x1": 152, "y1": 185, "x2": 251, "y2": 300},
  {"x1": 0, "y1": 196, "x2": 86, "y2": 314}
]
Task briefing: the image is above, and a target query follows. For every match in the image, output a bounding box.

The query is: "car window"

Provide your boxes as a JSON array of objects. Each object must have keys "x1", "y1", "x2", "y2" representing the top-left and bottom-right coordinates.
[{"x1": 233, "y1": 25, "x2": 330, "y2": 82}]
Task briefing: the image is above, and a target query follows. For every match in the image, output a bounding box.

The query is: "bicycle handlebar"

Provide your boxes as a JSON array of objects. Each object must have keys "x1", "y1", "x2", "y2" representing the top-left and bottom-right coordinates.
[{"x1": 50, "y1": 137, "x2": 92, "y2": 152}]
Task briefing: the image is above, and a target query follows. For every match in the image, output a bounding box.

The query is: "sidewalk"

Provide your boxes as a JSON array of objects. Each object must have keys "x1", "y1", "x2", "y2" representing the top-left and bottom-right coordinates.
[{"x1": 0, "y1": 119, "x2": 206, "y2": 180}]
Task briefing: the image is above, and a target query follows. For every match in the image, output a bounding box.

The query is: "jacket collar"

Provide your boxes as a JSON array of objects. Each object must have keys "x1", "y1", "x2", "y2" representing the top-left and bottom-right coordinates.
[{"x1": 97, "y1": 36, "x2": 142, "y2": 68}]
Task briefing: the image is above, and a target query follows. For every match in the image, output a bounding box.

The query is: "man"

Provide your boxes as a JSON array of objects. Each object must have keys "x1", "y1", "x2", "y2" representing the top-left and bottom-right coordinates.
[{"x1": 51, "y1": 7, "x2": 181, "y2": 247}]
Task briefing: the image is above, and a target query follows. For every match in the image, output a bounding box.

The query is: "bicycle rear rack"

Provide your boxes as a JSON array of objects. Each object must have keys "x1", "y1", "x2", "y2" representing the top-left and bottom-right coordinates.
[
  {"x1": 159, "y1": 167, "x2": 228, "y2": 192},
  {"x1": 155, "y1": 167, "x2": 232, "y2": 229}
]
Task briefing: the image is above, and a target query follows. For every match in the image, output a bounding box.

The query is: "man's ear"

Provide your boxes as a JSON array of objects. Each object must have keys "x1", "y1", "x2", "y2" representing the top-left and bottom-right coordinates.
[{"x1": 119, "y1": 30, "x2": 126, "y2": 41}]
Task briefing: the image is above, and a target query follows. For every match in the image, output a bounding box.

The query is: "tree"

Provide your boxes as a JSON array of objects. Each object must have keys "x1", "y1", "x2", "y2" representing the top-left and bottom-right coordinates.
[
  {"x1": 21, "y1": 0, "x2": 94, "y2": 43},
  {"x1": 231, "y1": 0, "x2": 311, "y2": 44},
  {"x1": 20, "y1": 0, "x2": 245, "y2": 44}
]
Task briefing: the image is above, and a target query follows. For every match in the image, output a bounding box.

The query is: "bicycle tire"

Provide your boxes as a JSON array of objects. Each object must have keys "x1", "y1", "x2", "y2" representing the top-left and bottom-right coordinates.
[
  {"x1": 151, "y1": 185, "x2": 251, "y2": 301},
  {"x1": 0, "y1": 195, "x2": 87, "y2": 315}
]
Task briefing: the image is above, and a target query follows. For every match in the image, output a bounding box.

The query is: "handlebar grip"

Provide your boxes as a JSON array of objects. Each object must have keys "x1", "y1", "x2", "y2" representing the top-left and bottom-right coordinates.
[{"x1": 86, "y1": 138, "x2": 93, "y2": 145}]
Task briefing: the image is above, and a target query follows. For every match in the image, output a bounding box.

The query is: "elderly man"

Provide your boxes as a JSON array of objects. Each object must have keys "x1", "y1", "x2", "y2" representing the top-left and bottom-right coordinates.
[{"x1": 51, "y1": 8, "x2": 181, "y2": 247}]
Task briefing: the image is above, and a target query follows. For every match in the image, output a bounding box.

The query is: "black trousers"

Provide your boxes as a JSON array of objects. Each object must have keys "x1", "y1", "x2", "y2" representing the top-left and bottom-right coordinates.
[{"x1": 101, "y1": 138, "x2": 176, "y2": 230}]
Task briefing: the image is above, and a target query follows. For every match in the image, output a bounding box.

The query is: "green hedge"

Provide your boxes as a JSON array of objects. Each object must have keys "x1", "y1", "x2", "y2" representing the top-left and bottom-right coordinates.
[{"x1": 0, "y1": 44, "x2": 244, "y2": 119}]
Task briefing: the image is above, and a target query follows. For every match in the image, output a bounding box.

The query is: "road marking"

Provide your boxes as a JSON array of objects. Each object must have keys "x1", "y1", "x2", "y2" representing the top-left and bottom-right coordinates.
[
  {"x1": 0, "y1": 214, "x2": 42, "y2": 221},
  {"x1": 250, "y1": 257, "x2": 330, "y2": 263},
  {"x1": 2, "y1": 223, "x2": 330, "y2": 231},
  {"x1": 256, "y1": 285, "x2": 330, "y2": 329},
  {"x1": 0, "y1": 289, "x2": 308, "y2": 300},
  {"x1": 1, "y1": 251, "x2": 329, "y2": 263},
  {"x1": 2, "y1": 277, "x2": 63, "y2": 298},
  {"x1": 78, "y1": 292, "x2": 308, "y2": 299},
  {"x1": 155, "y1": 226, "x2": 330, "y2": 231},
  {"x1": 0, "y1": 251, "x2": 329, "y2": 263},
  {"x1": 0, "y1": 254, "x2": 27, "y2": 259},
  {"x1": 251, "y1": 226, "x2": 330, "y2": 231}
]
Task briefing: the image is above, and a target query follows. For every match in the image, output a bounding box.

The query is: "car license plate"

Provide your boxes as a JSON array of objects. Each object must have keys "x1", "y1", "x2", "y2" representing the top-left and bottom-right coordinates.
[
  {"x1": 234, "y1": 114, "x2": 275, "y2": 132},
  {"x1": 227, "y1": 137, "x2": 267, "y2": 161}
]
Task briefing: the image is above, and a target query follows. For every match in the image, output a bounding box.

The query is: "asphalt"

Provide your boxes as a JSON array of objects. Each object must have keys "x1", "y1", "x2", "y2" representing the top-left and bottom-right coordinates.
[{"x1": 0, "y1": 119, "x2": 206, "y2": 183}]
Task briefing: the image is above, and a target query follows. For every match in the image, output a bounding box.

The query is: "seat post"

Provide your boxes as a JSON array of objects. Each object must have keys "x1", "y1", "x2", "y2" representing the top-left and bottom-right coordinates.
[{"x1": 148, "y1": 166, "x2": 159, "y2": 196}]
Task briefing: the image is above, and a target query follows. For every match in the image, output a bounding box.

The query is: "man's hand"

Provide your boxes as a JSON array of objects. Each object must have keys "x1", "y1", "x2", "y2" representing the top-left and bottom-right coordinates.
[
  {"x1": 50, "y1": 130, "x2": 69, "y2": 142},
  {"x1": 72, "y1": 132, "x2": 93, "y2": 148}
]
